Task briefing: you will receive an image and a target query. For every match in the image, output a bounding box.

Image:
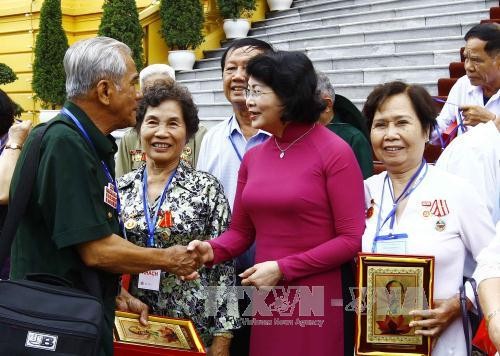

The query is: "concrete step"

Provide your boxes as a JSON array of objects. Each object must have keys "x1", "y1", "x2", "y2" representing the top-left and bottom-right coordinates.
[
  {"x1": 220, "y1": 21, "x2": 469, "y2": 49},
  {"x1": 249, "y1": 9, "x2": 489, "y2": 36},
  {"x1": 259, "y1": 0, "x2": 496, "y2": 28},
  {"x1": 205, "y1": 22, "x2": 474, "y2": 58},
  {"x1": 202, "y1": 33, "x2": 466, "y2": 65},
  {"x1": 185, "y1": 49, "x2": 458, "y2": 80},
  {"x1": 188, "y1": 80, "x2": 437, "y2": 106},
  {"x1": 180, "y1": 64, "x2": 448, "y2": 93},
  {"x1": 287, "y1": 0, "x2": 477, "y2": 16}
]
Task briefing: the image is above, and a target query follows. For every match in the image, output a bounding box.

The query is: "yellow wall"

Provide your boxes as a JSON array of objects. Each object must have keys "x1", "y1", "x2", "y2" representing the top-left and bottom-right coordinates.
[{"x1": 0, "y1": 0, "x2": 268, "y2": 123}]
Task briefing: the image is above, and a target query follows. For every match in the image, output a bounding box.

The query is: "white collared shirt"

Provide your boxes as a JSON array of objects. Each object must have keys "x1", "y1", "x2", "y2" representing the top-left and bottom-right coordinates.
[
  {"x1": 436, "y1": 121, "x2": 500, "y2": 224},
  {"x1": 363, "y1": 165, "x2": 495, "y2": 356},
  {"x1": 435, "y1": 75, "x2": 500, "y2": 135},
  {"x1": 196, "y1": 115, "x2": 270, "y2": 210}
]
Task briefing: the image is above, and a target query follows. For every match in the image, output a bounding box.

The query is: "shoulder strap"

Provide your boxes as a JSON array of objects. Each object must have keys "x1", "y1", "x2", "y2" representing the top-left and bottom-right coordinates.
[
  {"x1": 0, "y1": 120, "x2": 102, "y2": 299},
  {"x1": 0, "y1": 122, "x2": 53, "y2": 264},
  {"x1": 460, "y1": 277, "x2": 484, "y2": 356}
]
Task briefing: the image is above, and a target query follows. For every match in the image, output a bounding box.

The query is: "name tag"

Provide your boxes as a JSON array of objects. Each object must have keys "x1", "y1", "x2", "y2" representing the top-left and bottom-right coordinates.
[
  {"x1": 138, "y1": 270, "x2": 161, "y2": 291},
  {"x1": 374, "y1": 233, "x2": 408, "y2": 254}
]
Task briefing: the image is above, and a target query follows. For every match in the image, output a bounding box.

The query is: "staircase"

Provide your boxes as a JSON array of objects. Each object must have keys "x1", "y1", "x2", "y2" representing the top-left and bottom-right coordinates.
[{"x1": 175, "y1": 0, "x2": 499, "y2": 129}]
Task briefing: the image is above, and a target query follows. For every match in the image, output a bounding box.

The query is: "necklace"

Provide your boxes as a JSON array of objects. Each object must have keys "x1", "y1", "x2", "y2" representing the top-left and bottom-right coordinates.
[{"x1": 274, "y1": 124, "x2": 316, "y2": 159}]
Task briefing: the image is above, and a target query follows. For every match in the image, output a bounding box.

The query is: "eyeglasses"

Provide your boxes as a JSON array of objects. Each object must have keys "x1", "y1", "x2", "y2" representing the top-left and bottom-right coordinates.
[{"x1": 244, "y1": 88, "x2": 273, "y2": 99}]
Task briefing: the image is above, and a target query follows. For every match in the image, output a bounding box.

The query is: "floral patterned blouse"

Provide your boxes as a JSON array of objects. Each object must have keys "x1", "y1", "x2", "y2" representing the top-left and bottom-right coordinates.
[{"x1": 118, "y1": 160, "x2": 240, "y2": 346}]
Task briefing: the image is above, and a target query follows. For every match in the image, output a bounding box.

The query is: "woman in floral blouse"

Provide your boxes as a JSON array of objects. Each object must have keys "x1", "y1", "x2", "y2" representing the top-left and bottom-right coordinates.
[{"x1": 117, "y1": 82, "x2": 240, "y2": 355}]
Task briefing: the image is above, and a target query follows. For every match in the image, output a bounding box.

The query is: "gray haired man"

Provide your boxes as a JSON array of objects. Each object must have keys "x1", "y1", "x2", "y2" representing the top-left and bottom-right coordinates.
[{"x1": 9, "y1": 37, "x2": 201, "y2": 356}]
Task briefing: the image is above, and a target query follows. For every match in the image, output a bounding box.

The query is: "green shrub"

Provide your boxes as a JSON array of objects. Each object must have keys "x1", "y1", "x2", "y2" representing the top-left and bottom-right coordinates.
[
  {"x1": 32, "y1": 0, "x2": 68, "y2": 109},
  {"x1": 159, "y1": 0, "x2": 204, "y2": 50},
  {"x1": 0, "y1": 63, "x2": 17, "y2": 85},
  {"x1": 98, "y1": 0, "x2": 144, "y2": 71},
  {"x1": 217, "y1": 0, "x2": 256, "y2": 19}
]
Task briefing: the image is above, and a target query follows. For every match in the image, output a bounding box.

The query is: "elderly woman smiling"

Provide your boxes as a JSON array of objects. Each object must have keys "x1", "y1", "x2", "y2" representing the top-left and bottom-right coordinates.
[
  {"x1": 117, "y1": 82, "x2": 240, "y2": 355},
  {"x1": 361, "y1": 81, "x2": 495, "y2": 355}
]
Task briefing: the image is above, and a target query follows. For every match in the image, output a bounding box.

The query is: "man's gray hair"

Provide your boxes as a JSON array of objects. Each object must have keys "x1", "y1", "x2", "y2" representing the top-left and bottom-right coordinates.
[
  {"x1": 139, "y1": 64, "x2": 176, "y2": 89},
  {"x1": 64, "y1": 36, "x2": 132, "y2": 99},
  {"x1": 316, "y1": 71, "x2": 335, "y2": 105}
]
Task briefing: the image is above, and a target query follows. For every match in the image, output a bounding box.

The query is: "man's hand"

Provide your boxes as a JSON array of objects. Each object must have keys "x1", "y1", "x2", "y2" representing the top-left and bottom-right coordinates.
[
  {"x1": 409, "y1": 296, "x2": 462, "y2": 346},
  {"x1": 164, "y1": 245, "x2": 201, "y2": 276},
  {"x1": 240, "y1": 261, "x2": 283, "y2": 291},
  {"x1": 7, "y1": 120, "x2": 32, "y2": 146},
  {"x1": 207, "y1": 335, "x2": 231, "y2": 356},
  {"x1": 115, "y1": 287, "x2": 149, "y2": 326},
  {"x1": 460, "y1": 105, "x2": 497, "y2": 126}
]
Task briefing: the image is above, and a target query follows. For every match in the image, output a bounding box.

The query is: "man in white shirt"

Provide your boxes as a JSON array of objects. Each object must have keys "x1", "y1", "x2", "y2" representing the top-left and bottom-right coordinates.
[
  {"x1": 436, "y1": 23, "x2": 500, "y2": 225},
  {"x1": 196, "y1": 38, "x2": 273, "y2": 356},
  {"x1": 197, "y1": 39, "x2": 273, "y2": 210},
  {"x1": 435, "y1": 23, "x2": 500, "y2": 136}
]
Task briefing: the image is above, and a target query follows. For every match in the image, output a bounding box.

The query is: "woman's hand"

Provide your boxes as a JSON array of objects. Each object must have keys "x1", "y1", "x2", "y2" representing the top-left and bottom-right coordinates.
[
  {"x1": 409, "y1": 296, "x2": 462, "y2": 345},
  {"x1": 181, "y1": 240, "x2": 214, "y2": 281},
  {"x1": 208, "y1": 335, "x2": 231, "y2": 356},
  {"x1": 240, "y1": 261, "x2": 283, "y2": 291},
  {"x1": 7, "y1": 120, "x2": 32, "y2": 146},
  {"x1": 116, "y1": 287, "x2": 149, "y2": 326},
  {"x1": 186, "y1": 240, "x2": 214, "y2": 264}
]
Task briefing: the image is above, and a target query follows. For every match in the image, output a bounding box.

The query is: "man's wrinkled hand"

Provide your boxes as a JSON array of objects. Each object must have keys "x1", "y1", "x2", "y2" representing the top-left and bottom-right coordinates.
[
  {"x1": 116, "y1": 287, "x2": 149, "y2": 326},
  {"x1": 461, "y1": 105, "x2": 496, "y2": 126},
  {"x1": 164, "y1": 245, "x2": 201, "y2": 276}
]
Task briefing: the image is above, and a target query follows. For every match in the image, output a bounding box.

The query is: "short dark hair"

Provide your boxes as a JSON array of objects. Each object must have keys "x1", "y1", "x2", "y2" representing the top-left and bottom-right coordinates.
[
  {"x1": 0, "y1": 89, "x2": 15, "y2": 137},
  {"x1": 464, "y1": 23, "x2": 500, "y2": 57},
  {"x1": 246, "y1": 51, "x2": 326, "y2": 124},
  {"x1": 220, "y1": 38, "x2": 274, "y2": 70},
  {"x1": 136, "y1": 82, "x2": 199, "y2": 142},
  {"x1": 362, "y1": 81, "x2": 437, "y2": 135}
]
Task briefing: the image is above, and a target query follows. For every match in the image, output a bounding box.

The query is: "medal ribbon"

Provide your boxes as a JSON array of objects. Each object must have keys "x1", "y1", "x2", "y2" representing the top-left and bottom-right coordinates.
[
  {"x1": 372, "y1": 160, "x2": 428, "y2": 252},
  {"x1": 142, "y1": 167, "x2": 177, "y2": 247},
  {"x1": 61, "y1": 107, "x2": 125, "y2": 235}
]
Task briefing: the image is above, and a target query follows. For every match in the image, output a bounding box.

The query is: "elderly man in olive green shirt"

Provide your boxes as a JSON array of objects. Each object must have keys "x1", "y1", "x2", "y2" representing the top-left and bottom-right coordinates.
[{"x1": 9, "y1": 37, "x2": 201, "y2": 356}]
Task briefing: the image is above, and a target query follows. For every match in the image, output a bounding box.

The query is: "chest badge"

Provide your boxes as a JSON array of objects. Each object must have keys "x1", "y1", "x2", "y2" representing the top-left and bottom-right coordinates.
[
  {"x1": 124, "y1": 218, "x2": 137, "y2": 230},
  {"x1": 430, "y1": 199, "x2": 449, "y2": 217},
  {"x1": 103, "y1": 183, "x2": 117, "y2": 209},
  {"x1": 435, "y1": 219, "x2": 446, "y2": 232}
]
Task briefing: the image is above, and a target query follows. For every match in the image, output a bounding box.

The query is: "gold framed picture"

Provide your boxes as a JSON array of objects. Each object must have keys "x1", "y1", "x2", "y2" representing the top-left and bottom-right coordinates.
[
  {"x1": 356, "y1": 253, "x2": 435, "y2": 356},
  {"x1": 114, "y1": 311, "x2": 205, "y2": 354}
]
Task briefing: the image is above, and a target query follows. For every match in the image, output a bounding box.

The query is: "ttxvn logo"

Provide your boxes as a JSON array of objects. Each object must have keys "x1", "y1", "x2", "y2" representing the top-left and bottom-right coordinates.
[{"x1": 25, "y1": 331, "x2": 58, "y2": 351}]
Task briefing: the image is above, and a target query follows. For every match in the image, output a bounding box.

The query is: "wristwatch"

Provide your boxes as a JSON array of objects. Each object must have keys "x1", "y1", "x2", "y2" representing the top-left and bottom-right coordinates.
[{"x1": 4, "y1": 143, "x2": 22, "y2": 150}]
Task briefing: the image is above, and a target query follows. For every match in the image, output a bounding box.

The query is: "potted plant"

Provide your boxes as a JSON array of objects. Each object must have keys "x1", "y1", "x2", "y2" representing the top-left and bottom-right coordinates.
[
  {"x1": 32, "y1": 0, "x2": 68, "y2": 122},
  {"x1": 217, "y1": 0, "x2": 256, "y2": 39},
  {"x1": 159, "y1": 0, "x2": 204, "y2": 71},
  {"x1": 98, "y1": 0, "x2": 145, "y2": 71},
  {"x1": 267, "y1": 0, "x2": 293, "y2": 11},
  {"x1": 0, "y1": 63, "x2": 22, "y2": 117}
]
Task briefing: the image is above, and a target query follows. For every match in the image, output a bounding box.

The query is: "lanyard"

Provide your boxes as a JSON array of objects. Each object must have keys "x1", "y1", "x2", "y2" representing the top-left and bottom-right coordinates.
[
  {"x1": 228, "y1": 133, "x2": 243, "y2": 162},
  {"x1": 61, "y1": 107, "x2": 124, "y2": 235},
  {"x1": 142, "y1": 167, "x2": 177, "y2": 247},
  {"x1": 227, "y1": 117, "x2": 244, "y2": 162},
  {"x1": 432, "y1": 98, "x2": 468, "y2": 149},
  {"x1": 374, "y1": 160, "x2": 428, "y2": 238}
]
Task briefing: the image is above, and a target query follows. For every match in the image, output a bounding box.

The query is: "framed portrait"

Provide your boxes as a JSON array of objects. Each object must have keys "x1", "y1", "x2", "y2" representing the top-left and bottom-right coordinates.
[
  {"x1": 355, "y1": 253, "x2": 435, "y2": 356},
  {"x1": 114, "y1": 312, "x2": 205, "y2": 356}
]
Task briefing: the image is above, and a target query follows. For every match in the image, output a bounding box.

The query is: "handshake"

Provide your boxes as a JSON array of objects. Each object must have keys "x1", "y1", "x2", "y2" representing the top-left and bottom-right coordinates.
[{"x1": 162, "y1": 240, "x2": 214, "y2": 278}]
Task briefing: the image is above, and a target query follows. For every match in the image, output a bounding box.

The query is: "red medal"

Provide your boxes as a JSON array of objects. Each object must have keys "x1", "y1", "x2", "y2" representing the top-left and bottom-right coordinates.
[{"x1": 157, "y1": 210, "x2": 173, "y2": 228}]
